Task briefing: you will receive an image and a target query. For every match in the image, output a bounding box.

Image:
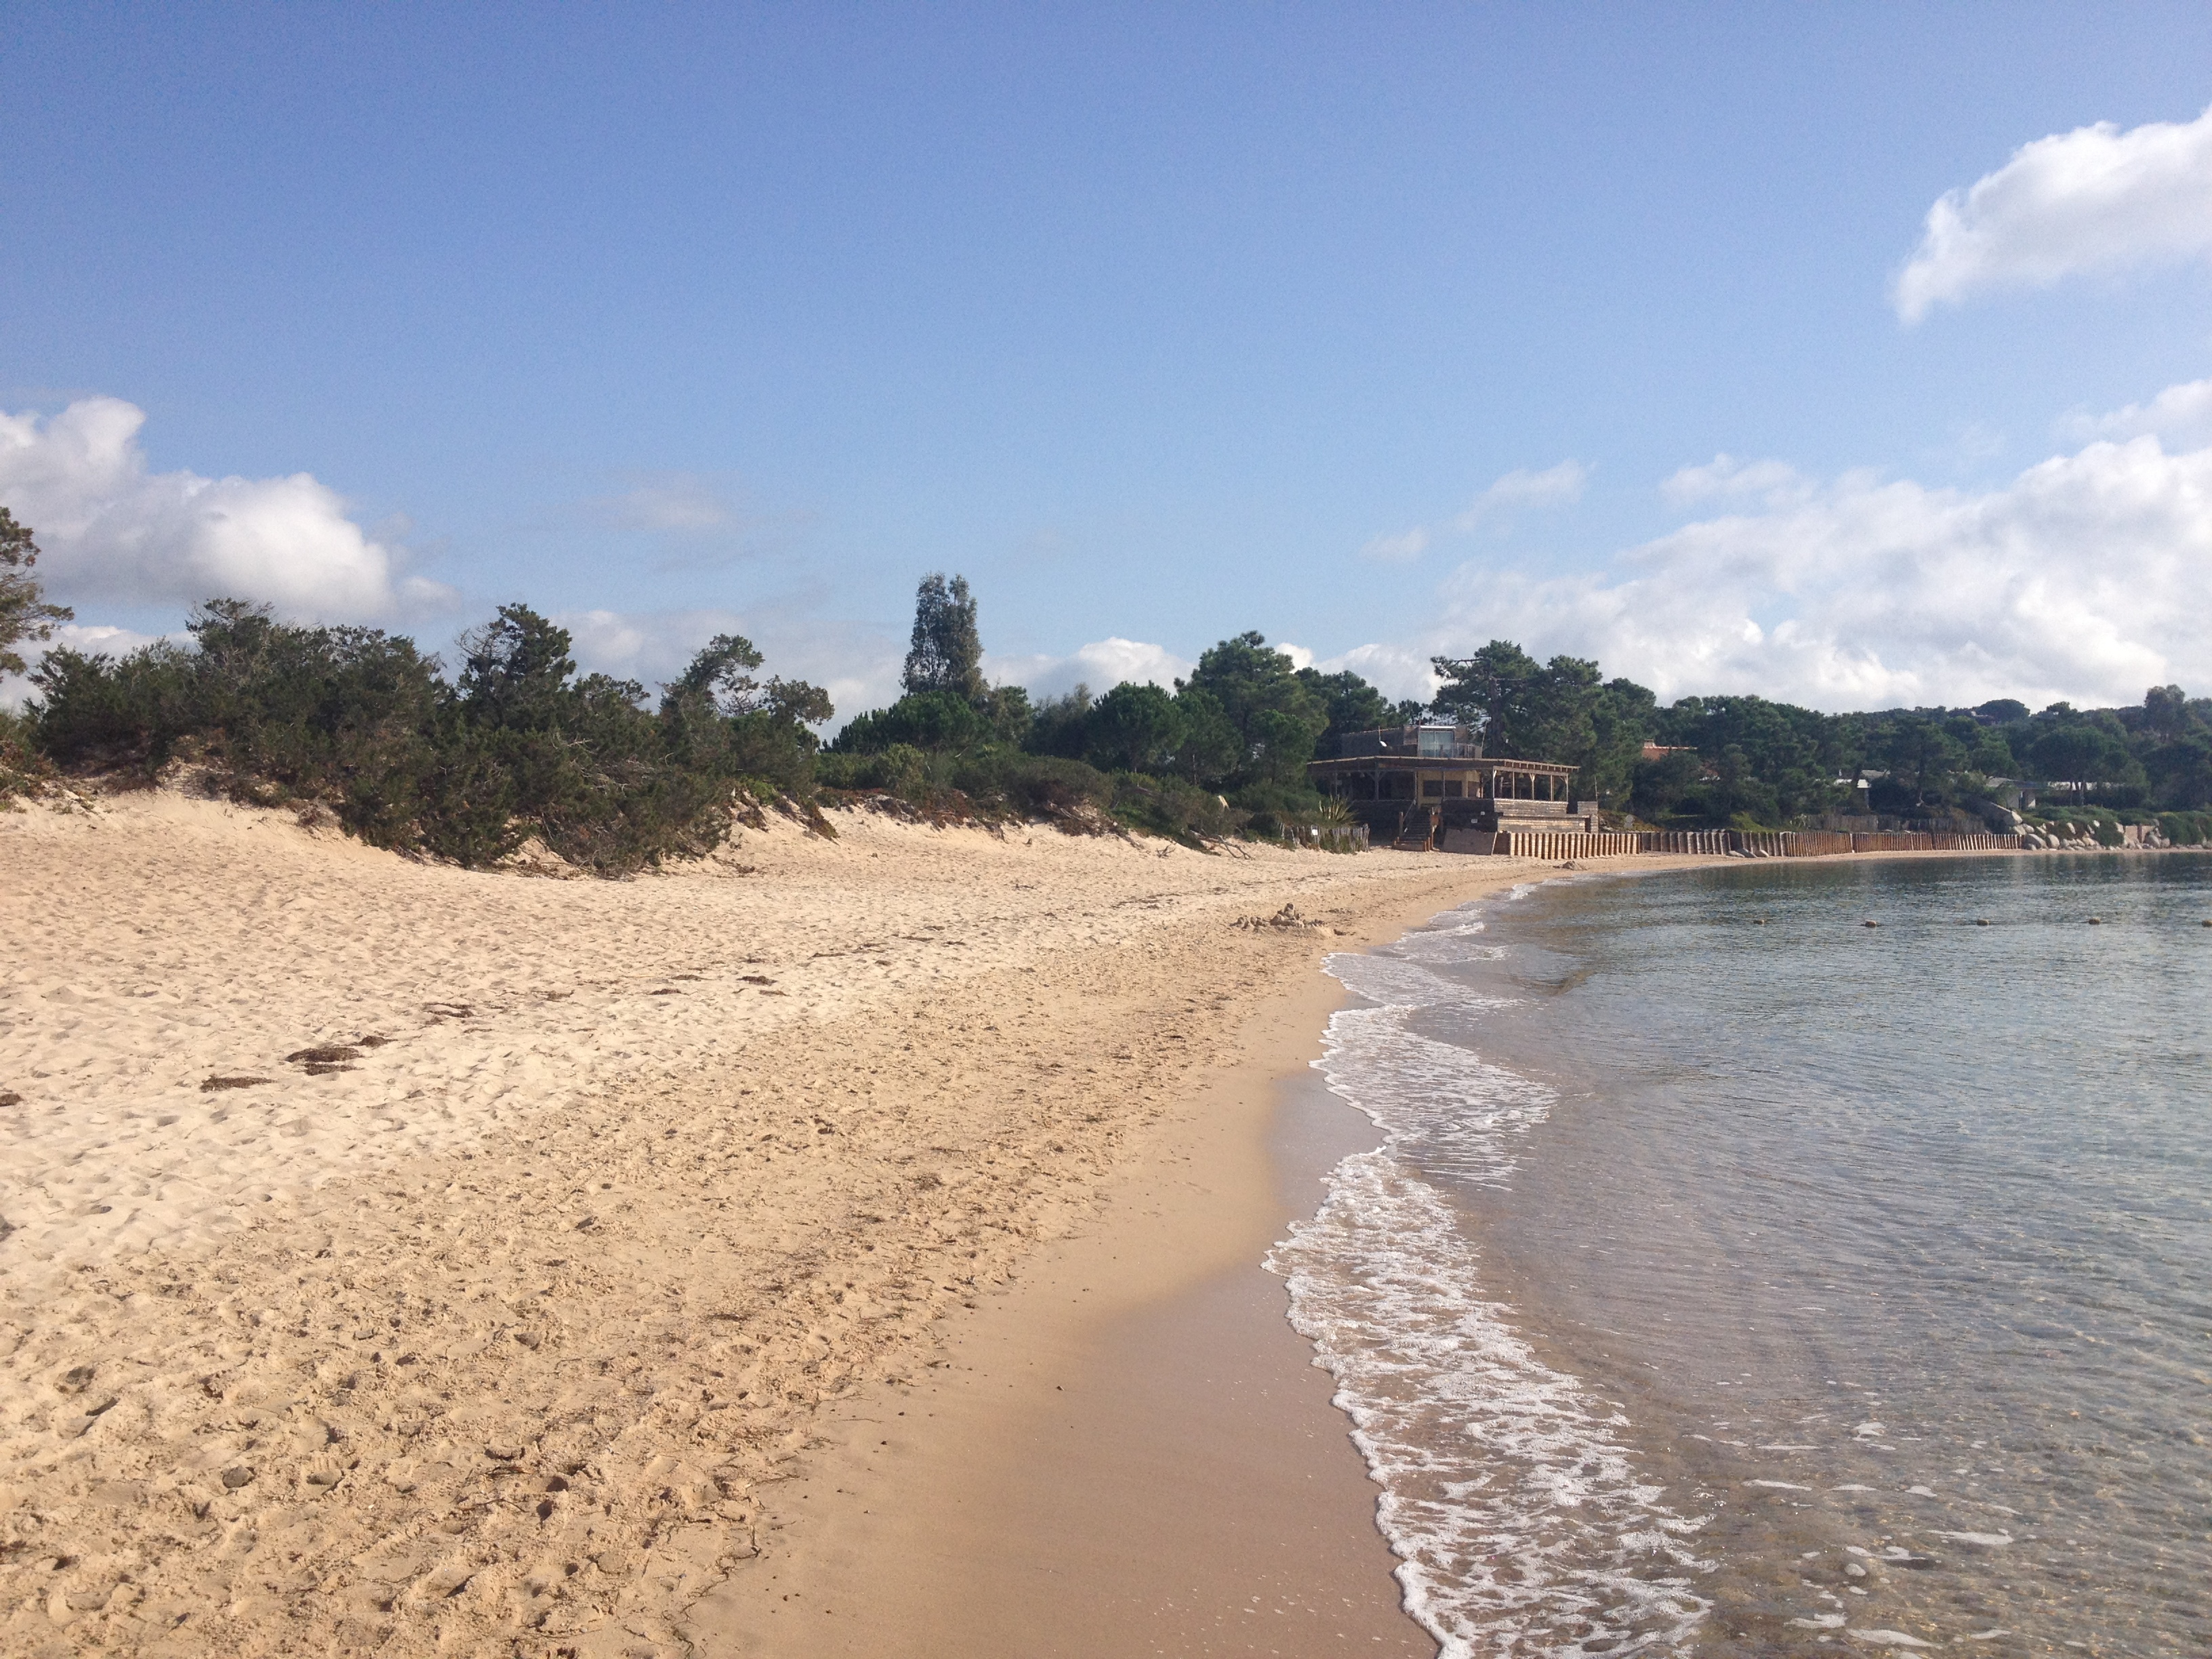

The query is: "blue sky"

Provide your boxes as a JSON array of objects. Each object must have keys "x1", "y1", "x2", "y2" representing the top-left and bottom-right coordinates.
[{"x1": 7, "y1": 4, "x2": 2212, "y2": 719}]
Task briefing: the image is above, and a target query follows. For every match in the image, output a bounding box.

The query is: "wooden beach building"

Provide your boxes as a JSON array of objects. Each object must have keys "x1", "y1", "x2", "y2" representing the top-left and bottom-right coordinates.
[{"x1": 1307, "y1": 724, "x2": 1591, "y2": 853}]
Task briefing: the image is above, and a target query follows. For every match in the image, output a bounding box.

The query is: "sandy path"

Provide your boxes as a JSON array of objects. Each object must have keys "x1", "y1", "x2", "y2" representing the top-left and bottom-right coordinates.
[{"x1": 0, "y1": 790, "x2": 1500, "y2": 1657}]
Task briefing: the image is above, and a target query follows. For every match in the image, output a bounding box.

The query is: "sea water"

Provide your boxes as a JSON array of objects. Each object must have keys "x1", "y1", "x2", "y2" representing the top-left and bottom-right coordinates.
[{"x1": 1270, "y1": 853, "x2": 2212, "y2": 1656}]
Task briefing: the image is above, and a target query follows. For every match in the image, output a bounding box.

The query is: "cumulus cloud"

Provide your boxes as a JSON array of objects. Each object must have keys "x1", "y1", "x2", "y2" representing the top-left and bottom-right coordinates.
[
  {"x1": 988, "y1": 636, "x2": 1195, "y2": 701},
  {"x1": 1895, "y1": 103, "x2": 2212, "y2": 323},
  {"x1": 0, "y1": 397, "x2": 451, "y2": 619},
  {"x1": 1423, "y1": 434, "x2": 2212, "y2": 711},
  {"x1": 1310, "y1": 641, "x2": 1440, "y2": 705},
  {"x1": 2063, "y1": 375, "x2": 2212, "y2": 445}
]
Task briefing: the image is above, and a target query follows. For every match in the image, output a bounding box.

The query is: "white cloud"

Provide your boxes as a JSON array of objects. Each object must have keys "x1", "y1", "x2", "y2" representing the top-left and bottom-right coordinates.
[
  {"x1": 1453, "y1": 459, "x2": 1591, "y2": 529},
  {"x1": 1361, "y1": 459, "x2": 1589, "y2": 563},
  {"x1": 1661, "y1": 453, "x2": 1813, "y2": 508},
  {"x1": 581, "y1": 472, "x2": 741, "y2": 535},
  {"x1": 0, "y1": 398, "x2": 451, "y2": 620},
  {"x1": 1358, "y1": 526, "x2": 1429, "y2": 564},
  {"x1": 987, "y1": 636, "x2": 1194, "y2": 701},
  {"x1": 1311, "y1": 641, "x2": 1440, "y2": 705},
  {"x1": 2063, "y1": 375, "x2": 2212, "y2": 445},
  {"x1": 1425, "y1": 434, "x2": 2212, "y2": 711},
  {"x1": 1895, "y1": 103, "x2": 2212, "y2": 323}
]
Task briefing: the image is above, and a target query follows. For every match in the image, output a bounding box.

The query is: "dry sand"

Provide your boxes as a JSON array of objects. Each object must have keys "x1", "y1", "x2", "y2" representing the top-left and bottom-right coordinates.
[{"x1": 0, "y1": 785, "x2": 1547, "y2": 1656}]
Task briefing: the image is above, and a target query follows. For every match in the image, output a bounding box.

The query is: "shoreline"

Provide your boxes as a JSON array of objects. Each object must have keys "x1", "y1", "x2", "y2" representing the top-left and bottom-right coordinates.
[
  {"x1": 690, "y1": 842, "x2": 2117, "y2": 1659},
  {"x1": 689, "y1": 866, "x2": 1740, "y2": 1658}
]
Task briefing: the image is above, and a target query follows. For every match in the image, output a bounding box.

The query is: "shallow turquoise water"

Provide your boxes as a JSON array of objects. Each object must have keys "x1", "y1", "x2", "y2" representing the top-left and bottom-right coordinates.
[{"x1": 1276, "y1": 853, "x2": 2212, "y2": 1657}]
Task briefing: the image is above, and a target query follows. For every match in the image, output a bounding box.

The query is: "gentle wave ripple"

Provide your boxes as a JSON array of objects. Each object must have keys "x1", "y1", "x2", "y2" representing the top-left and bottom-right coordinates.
[
  {"x1": 1269, "y1": 939, "x2": 1713, "y2": 1657},
  {"x1": 1275, "y1": 854, "x2": 2212, "y2": 1656}
]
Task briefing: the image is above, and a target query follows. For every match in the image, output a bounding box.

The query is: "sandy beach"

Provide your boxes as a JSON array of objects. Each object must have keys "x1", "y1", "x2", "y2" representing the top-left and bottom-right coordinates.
[{"x1": 1, "y1": 785, "x2": 1572, "y2": 1656}]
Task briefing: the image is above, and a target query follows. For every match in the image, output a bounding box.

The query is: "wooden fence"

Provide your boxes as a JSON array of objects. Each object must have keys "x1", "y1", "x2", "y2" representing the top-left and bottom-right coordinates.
[
  {"x1": 1479, "y1": 827, "x2": 2023, "y2": 860},
  {"x1": 1488, "y1": 830, "x2": 1655, "y2": 859}
]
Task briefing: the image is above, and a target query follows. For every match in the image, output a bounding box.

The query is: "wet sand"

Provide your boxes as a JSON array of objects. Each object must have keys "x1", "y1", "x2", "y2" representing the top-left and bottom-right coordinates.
[{"x1": 689, "y1": 886, "x2": 1524, "y2": 1658}]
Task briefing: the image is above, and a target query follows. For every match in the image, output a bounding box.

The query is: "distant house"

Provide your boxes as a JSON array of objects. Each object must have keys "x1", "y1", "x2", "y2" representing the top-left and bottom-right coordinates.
[
  {"x1": 1640, "y1": 742, "x2": 1696, "y2": 764},
  {"x1": 1307, "y1": 724, "x2": 1589, "y2": 851}
]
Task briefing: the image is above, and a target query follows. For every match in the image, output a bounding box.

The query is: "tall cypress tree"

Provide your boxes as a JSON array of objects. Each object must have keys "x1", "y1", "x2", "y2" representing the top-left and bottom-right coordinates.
[{"x1": 901, "y1": 573, "x2": 985, "y2": 701}]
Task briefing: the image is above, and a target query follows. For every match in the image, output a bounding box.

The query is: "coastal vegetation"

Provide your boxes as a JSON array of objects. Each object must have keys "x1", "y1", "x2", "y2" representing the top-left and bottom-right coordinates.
[
  {"x1": 22, "y1": 600, "x2": 832, "y2": 873},
  {"x1": 6, "y1": 523, "x2": 2210, "y2": 859}
]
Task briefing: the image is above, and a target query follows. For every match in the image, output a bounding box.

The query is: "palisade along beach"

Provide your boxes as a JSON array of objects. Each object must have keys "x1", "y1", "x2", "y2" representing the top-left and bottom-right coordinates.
[{"x1": 1282, "y1": 854, "x2": 2212, "y2": 1656}]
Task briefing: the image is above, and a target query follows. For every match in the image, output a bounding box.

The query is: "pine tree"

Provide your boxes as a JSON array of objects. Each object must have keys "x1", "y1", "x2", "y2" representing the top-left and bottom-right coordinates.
[{"x1": 0, "y1": 508, "x2": 74, "y2": 677}]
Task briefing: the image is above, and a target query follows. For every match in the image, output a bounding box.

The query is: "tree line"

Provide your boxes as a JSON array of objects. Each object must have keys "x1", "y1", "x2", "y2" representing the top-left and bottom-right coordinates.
[{"x1": 3, "y1": 522, "x2": 2209, "y2": 866}]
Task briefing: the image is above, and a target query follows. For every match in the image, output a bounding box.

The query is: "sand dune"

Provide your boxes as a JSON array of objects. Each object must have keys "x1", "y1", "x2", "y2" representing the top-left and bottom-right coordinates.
[{"x1": 0, "y1": 788, "x2": 1495, "y2": 1656}]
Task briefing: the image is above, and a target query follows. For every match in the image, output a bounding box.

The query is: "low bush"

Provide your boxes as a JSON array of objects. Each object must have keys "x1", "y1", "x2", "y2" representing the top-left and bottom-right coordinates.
[
  {"x1": 2158, "y1": 811, "x2": 2211, "y2": 845},
  {"x1": 951, "y1": 752, "x2": 1114, "y2": 820},
  {"x1": 816, "y1": 742, "x2": 939, "y2": 800},
  {"x1": 26, "y1": 600, "x2": 828, "y2": 874},
  {"x1": 0, "y1": 705, "x2": 53, "y2": 801},
  {"x1": 1109, "y1": 773, "x2": 1244, "y2": 844}
]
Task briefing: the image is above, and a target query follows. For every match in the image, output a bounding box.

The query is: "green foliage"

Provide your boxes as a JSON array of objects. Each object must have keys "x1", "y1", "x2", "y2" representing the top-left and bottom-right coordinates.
[
  {"x1": 954, "y1": 751, "x2": 1115, "y2": 819},
  {"x1": 901, "y1": 573, "x2": 985, "y2": 699},
  {"x1": 1180, "y1": 632, "x2": 1328, "y2": 787},
  {"x1": 25, "y1": 598, "x2": 828, "y2": 874},
  {"x1": 2028, "y1": 723, "x2": 2138, "y2": 786},
  {"x1": 832, "y1": 689, "x2": 991, "y2": 754},
  {"x1": 1084, "y1": 680, "x2": 1185, "y2": 773},
  {"x1": 1296, "y1": 668, "x2": 1410, "y2": 750},
  {"x1": 1107, "y1": 772, "x2": 1242, "y2": 844},
  {"x1": 0, "y1": 705, "x2": 53, "y2": 800},
  {"x1": 0, "y1": 507, "x2": 74, "y2": 678},
  {"x1": 1430, "y1": 642, "x2": 1655, "y2": 807},
  {"x1": 2144, "y1": 736, "x2": 2212, "y2": 810},
  {"x1": 1641, "y1": 694, "x2": 1849, "y2": 825},
  {"x1": 815, "y1": 742, "x2": 935, "y2": 799},
  {"x1": 2158, "y1": 811, "x2": 2212, "y2": 846},
  {"x1": 1025, "y1": 685, "x2": 1094, "y2": 758},
  {"x1": 1167, "y1": 683, "x2": 1242, "y2": 783}
]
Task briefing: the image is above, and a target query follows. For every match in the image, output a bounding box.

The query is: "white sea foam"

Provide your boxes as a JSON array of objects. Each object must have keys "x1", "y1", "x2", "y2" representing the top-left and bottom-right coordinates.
[{"x1": 1267, "y1": 932, "x2": 1713, "y2": 1656}]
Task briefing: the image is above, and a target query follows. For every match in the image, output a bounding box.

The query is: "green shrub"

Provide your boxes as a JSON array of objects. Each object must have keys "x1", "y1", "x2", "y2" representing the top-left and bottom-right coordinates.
[
  {"x1": 832, "y1": 691, "x2": 988, "y2": 754},
  {"x1": 1109, "y1": 773, "x2": 1243, "y2": 844},
  {"x1": 2158, "y1": 811, "x2": 2211, "y2": 845},
  {"x1": 816, "y1": 742, "x2": 931, "y2": 797},
  {"x1": 0, "y1": 705, "x2": 53, "y2": 801},
  {"x1": 25, "y1": 598, "x2": 827, "y2": 875},
  {"x1": 951, "y1": 752, "x2": 1113, "y2": 819}
]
